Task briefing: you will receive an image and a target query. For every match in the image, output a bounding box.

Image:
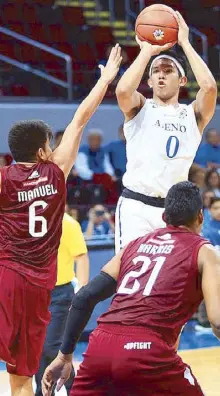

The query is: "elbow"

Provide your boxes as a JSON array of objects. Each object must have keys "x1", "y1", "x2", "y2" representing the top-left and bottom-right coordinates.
[
  {"x1": 116, "y1": 85, "x2": 128, "y2": 99},
  {"x1": 202, "y1": 80, "x2": 217, "y2": 94}
]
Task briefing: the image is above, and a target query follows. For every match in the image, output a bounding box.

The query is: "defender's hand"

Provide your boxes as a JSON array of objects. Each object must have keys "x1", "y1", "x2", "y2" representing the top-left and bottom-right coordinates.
[
  {"x1": 175, "y1": 11, "x2": 189, "y2": 46},
  {"x1": 136, "y1": 35, "x2": 173, "y2": 56},
  {"x1": 42, "y1": 352, "x2": 74, "y2": 396},
  {"x1": 99, "y1": 44, "x2": 122, "y2": 85}
]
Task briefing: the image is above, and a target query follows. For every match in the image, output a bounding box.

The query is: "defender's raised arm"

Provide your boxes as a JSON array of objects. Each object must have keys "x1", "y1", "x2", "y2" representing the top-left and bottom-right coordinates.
[{"x1": 51, "y1": 44, "x2": 122, "y2": 178}]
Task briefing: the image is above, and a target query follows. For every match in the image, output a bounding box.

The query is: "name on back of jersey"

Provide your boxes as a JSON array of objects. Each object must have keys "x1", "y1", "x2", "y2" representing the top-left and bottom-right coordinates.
[
  {"x1": 138, "y1": 234, "x2": 175, "y2": 255},
  {"x1": 18, "y1": 184, "x2": 57, "y2": 202}
]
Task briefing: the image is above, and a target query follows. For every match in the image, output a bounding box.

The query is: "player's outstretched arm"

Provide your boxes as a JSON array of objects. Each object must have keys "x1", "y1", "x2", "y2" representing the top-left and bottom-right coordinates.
[
  {"x1": 175, "y1": 12, "x2": 217, "y2": 133},
  {"x1": 116, "y1": 37, "x2": 172, "y2": 121},
  {"x1": 198, "y1": 244, "x2": 220, "y2": 339},
  {"x1": 50, "y1": 44, "x2": 122, "y2": 179},
  {"x1": 41, "y1": 251, "x2": 123, "y2": 396}
]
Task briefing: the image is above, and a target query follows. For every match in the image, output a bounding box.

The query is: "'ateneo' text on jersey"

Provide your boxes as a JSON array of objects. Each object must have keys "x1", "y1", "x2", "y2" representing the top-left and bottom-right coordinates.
[
  {"x1": 18, "y1": 184, "x2": 58, "y2": 202},
  {"x1": 154, "y1": 120, "x2": 186, "y2": 133}
]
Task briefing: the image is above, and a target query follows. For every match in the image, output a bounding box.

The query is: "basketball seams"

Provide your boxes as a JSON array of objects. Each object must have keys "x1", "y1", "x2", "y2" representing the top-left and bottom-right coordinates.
[{"x1": 137, "y1": 23, "x2": 178, "y2": 31}]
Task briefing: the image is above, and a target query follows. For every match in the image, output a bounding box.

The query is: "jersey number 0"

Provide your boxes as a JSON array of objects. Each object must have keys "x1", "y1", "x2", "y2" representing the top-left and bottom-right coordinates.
[
  {"x1": 29, "y1": 200, "x2": 48, "y2": 237},
  {"x1": 117, "y1": 256, "x2": 166, "y2": 296}
]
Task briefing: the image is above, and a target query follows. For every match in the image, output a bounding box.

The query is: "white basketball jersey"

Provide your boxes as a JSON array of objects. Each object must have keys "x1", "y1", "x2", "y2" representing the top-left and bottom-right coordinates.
[{"x1": 123, "y1": 99, "x2": 201, "y2": 197}]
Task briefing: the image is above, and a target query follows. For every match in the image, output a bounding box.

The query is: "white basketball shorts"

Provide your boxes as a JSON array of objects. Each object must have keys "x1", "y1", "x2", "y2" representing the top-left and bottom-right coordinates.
[{"x1": 115, "y1": 196, "x2": 166, "y2": 253}]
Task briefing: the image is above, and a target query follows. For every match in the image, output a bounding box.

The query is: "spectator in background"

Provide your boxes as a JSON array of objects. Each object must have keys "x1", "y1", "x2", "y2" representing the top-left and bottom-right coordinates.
[
  {"x1": 35, "y1": 210, "x2": 89, "y2": 396},
  {"x1": 194, "y1": 128, "x2": 220, "y2": 169},
  {"x1": 106, "y1": 124, "x2": 126, "y2": 180},
  {"x1": 75, "y1": 129, "x2": 114, "y2": 181},
  {"x1": 204, "y1": 168, "x2": 220, "y2": 197},
  {"x1": 0, "y1": 155, "x2": 7, "y2": 168},
  {"x1": 188, "y1": 164, "x2": 205, "y2": 190},
  {"x1": 196, "y1": 197, "x2": 220, "y2": 333},
  {"x1": 202, "y1": 189, "x2": 216, "y2": 223},
  {"x1": 202, "y1": 197, "x2": 220, "y2": 249},
  {"x1": 82, "y1": 204, "x2": 115, "y2": 237}
]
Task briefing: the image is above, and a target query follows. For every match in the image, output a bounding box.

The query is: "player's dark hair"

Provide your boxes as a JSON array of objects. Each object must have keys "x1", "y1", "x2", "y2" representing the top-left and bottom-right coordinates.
[
  {"x1": 8, "y1": 120, "x2": 53, "y2": 162},
  {"x1": 147, "y1": 47, "x2": 188, "y2": 78},
  {"x1": 209, "y1": 197, "x2": 220, "y2": 209},
  {"x1": 164, "y1": 181, "x2": 203, "y2": 227}
]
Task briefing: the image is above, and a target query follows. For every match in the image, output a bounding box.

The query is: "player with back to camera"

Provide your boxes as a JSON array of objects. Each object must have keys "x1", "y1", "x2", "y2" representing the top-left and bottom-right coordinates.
[
  {"x1": 114, "y1": 11, "x2": 217, "y2": 252},
  {"x1": 0, "y1": 44, "x2": 122, "y2": 396},
  {"x1": 42, "y1": 181, "x2": 220, "y2": 396}
]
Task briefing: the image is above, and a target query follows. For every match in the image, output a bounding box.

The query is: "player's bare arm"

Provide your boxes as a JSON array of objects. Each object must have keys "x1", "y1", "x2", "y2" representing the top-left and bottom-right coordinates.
[
  {"x1": 50, "y1": 44, "x2": 122, "y2": 178},
  {"x1": 175, "y1": 12, "x2": 217, "y2": 134},
  {"x1": 198, "y1": 244, "x2": 220, "y2": 339},
  {"x1": 41, "y1": 251, "x2": 123, "y2": 396},
  {"x1": 116, "y1": 38, "x2": 172, "y2": 122}
]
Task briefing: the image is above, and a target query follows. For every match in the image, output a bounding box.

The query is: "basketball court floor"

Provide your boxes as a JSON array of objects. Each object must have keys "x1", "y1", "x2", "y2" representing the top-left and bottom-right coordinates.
[{"x1": 0, "y1": 320, "x2": 219, "y2": 395}]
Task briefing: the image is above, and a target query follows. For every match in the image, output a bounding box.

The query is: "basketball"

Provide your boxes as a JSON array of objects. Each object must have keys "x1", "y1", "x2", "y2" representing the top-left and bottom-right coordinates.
[{"x1": 135, "y1": 4, "x2": 178, "y2": 46}]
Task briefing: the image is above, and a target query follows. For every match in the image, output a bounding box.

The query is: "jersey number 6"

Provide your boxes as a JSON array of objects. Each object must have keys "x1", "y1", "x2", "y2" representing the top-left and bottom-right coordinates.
[
  {"x1": 117, "y1": 256, "x2": 166, "y2": 296},
  {"x1": 29, "y1": 200, "x2": 48, "y2": 237}
]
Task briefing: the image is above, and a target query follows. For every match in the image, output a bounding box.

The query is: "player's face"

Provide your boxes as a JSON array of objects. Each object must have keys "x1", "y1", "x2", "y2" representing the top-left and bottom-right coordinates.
[
  {"x1": 148, "y1": 59, "x2": 186, "y2": 101},
  {"x1": 210, "y1": 202, "x2": 220, "y2": 221},
  {"x1": 37, "y1": 138, "x2": 52, "y2": 162}
]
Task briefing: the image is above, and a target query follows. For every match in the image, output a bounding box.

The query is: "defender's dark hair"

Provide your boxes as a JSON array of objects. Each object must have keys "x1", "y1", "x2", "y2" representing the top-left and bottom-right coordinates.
[
  {"x1": 209, "y1": 197, "x2": 220, "y2": 209},
  {"x1": 8, "y1": 120, "x2": 53, "y2": 162},
  {"x1": 164, "y1": 181, "x2": 203, "y2": 227},
  {"x1": 147, "y1": 47, "x2": 188, "y2": 78}
]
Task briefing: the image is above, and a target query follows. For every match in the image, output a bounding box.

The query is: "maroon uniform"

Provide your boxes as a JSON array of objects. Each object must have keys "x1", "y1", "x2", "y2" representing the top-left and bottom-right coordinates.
[
  {"x1": 71, "y1": 226, "x2": 208, "y2": 396},
  {"x1": 0, "y1": 162, "x2": 66, "y2": 376}
]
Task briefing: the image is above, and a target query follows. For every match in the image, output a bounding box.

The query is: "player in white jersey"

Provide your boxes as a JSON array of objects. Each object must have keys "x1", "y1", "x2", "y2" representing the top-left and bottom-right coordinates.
[{"x1": 115, "y1": 11, "x2": 217, "y2": 252}]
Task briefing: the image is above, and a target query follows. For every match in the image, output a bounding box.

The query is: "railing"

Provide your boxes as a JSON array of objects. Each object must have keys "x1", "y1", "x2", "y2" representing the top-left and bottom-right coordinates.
[
  {"x1": 215, "y1": 45, "x2": 220, "y2": 70},
  {"x1": 0, "y1": 26, "x2": 73, "y2": 100},
  {"x1": 189, "y1": 27, "x2": 208, "y2": 64}
]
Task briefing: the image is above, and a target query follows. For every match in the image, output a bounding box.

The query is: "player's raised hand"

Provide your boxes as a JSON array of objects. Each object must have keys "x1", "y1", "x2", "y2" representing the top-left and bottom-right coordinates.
[
  {"x1": 136, "y1": 35, "x2": 173, "y2": 56},
  {"x1": 174, "y1": 11, "x2": 189, "y2": 46},
  {"x1": 99, "y1": 43, "x2": 122, "y2": 84},
  {"x1": 41, "y1": 353, "x2": 74, "y2": 396}
]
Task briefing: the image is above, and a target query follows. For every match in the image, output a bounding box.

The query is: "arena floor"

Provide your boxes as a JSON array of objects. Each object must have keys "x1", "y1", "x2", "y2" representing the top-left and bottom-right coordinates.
[{"x1": 1, "y1": 321, "x2": 220, "y2": 395}]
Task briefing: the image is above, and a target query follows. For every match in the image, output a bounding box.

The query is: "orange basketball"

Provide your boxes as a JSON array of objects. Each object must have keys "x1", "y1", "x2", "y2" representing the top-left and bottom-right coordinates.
[{"x1": 135, "y1": 4, "x2": 178, "y2": 46}]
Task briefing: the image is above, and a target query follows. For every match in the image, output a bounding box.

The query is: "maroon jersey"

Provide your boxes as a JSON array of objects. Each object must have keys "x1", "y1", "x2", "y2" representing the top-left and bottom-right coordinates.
[
  {"x1": 99, "y1": 226, "x2": 209, "y2": 345},
  {"x1": 0, "y1": 162, "x2": 66, "y2": 289}
]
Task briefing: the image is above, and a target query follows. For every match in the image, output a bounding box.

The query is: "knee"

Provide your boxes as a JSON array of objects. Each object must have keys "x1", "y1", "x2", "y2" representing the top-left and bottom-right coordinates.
[{"x1": 10, "y1": 374, "x2": 33, "y2": 393}]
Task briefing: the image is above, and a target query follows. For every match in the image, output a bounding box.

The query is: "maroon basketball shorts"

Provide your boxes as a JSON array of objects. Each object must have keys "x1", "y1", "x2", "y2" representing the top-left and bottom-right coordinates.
[
  {"x1": 71, "y1": 324, "x2": 204, "y2": 396},
  {"x1": 0, "y1": 266, "x2": 51, "y2": 377}
]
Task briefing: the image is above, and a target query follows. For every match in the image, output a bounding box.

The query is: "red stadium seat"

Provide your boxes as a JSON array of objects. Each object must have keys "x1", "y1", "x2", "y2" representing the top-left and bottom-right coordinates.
[
  {"x1": 22, "y1": 3, "x2": 39, "y2": 24},
  {"x1": 0, "y1": 38, "x2": 18, "y2": 59},
  {"x1": 123, "y1": 46, "x2": 139, "y2": 62},
  {"x1": 199, "y1": 27, "x2": 219, "y2": 46},
  {"x1": 61, "y1": 7, "x2": 86, "y2": 26},
  {"x1": 7, "y1": 23, "x2": 27, "y2": 35},
  {"x1": 91, "y1": 26, "x2": 114, "y2": 44},
  {"x1": 19, "y1": 44, "x2": 39, "y2": 65},
  {"x1": 55, "y1": 43, "x2": 76, "y2": 59},
  {"x1": 200, "y1": 0, "x2": 220, "y2": 7},
  {"x1": 11, "y1": 84, "x2": 29, "y2": 96},
  {"x1": 2, "y1": 4, "x2": 22, "y2": 23},
  {"x1": 28, "y1": 23, "x2": 50, "y2": 44},
  {"x1": 76, "y1": 43, "x2": 97, "y2": 63},
  {"x1": 44, "y1": 61, "x2": 66, "y2": 80},
  {"x1": 48, "y1": 24, "x2": 67, "y2": 44}
]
